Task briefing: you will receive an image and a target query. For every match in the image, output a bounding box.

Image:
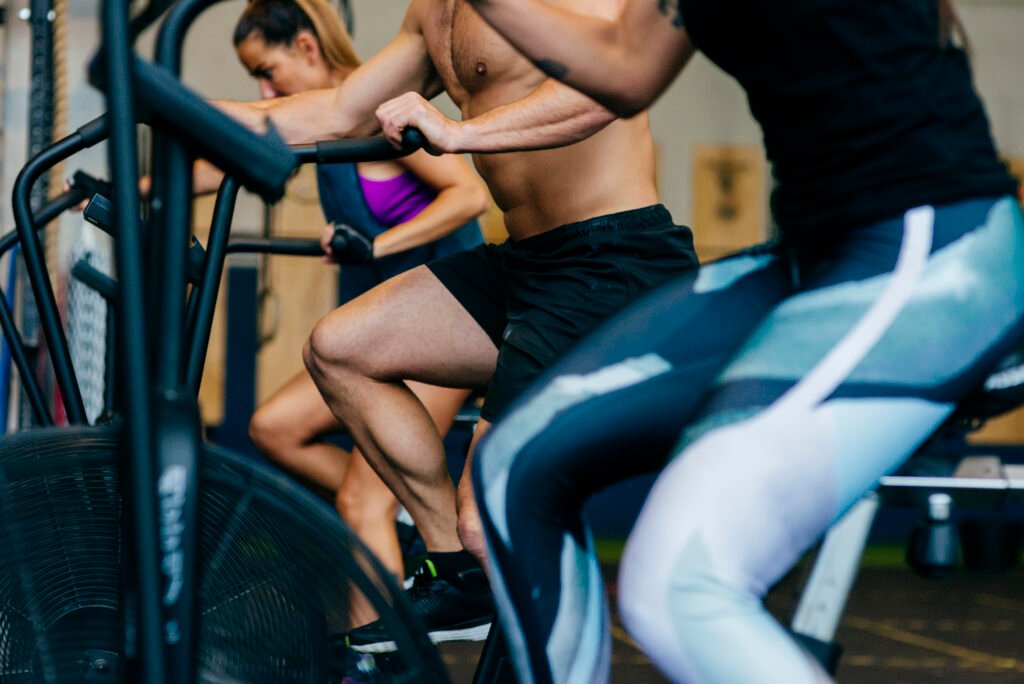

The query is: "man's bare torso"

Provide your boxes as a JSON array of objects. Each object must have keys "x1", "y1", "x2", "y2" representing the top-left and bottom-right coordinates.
[{"x1": 414, "y1": 0, "x2": 660, "y2": 239}]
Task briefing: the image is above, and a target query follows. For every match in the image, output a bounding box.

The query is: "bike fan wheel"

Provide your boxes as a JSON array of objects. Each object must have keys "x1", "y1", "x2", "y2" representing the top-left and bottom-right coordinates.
[{"x1": 0, "y1": 425, "x2": 446, "y2": 683}]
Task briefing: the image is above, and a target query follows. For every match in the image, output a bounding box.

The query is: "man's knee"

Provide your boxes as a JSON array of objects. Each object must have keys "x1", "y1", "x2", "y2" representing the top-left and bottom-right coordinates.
[
  {"x1": 304, "y1": 320, "x2": 347, "y2": 379},
  {"x1": 304, "y1": 313, "x2": 391, "y2": 382}
]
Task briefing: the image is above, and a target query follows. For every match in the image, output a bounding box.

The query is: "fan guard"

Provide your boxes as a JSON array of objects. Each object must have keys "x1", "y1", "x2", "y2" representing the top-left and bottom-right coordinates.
[{"x1": 0, "y1": 425, "x2": 446, "y2": 683}]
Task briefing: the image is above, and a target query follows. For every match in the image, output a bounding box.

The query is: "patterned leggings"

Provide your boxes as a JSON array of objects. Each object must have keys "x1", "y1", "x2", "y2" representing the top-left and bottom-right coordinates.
[{"x1": 475, "y1": 197, "x2": 1024, "y2": 683}]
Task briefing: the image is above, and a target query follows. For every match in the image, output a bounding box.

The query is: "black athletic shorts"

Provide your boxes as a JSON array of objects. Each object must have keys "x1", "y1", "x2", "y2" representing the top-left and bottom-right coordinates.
[{"x1": 427, "y1": 204, "x2": 698, "y2": 421}]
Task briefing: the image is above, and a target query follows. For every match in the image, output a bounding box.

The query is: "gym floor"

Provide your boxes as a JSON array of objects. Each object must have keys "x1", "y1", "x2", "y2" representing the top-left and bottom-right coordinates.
[{"x1": 441, "y1": 548, "x2": 1024, "y2": 683}]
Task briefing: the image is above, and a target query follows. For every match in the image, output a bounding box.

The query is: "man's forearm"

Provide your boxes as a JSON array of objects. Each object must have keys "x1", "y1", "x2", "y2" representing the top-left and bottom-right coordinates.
[{"x1": 449, "y1": 80, "x2": 617, "y2": 153}]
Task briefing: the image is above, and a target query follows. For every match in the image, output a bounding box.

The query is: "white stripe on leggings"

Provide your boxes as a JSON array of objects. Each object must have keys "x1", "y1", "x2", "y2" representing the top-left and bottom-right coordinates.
[{"x1": 778, "y1": 206, "x2": 935, "y2": 413}]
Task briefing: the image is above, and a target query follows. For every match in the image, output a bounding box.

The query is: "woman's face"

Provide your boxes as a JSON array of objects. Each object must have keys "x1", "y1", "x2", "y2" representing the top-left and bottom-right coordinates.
[{"x1": 236, "y1": 32, "x2": 329, "y2": 99}]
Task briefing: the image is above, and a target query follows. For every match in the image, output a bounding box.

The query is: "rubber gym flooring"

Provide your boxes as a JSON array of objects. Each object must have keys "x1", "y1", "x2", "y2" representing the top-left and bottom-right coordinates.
[{"x1": 441, "y1": 548, "x2": 1024, "y2": 683}]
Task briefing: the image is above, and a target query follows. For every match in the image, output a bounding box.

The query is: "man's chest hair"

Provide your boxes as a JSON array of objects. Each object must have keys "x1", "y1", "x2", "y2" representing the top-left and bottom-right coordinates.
[{"x1": 422, "y1": 0, "x2": 534, "y2": 93}]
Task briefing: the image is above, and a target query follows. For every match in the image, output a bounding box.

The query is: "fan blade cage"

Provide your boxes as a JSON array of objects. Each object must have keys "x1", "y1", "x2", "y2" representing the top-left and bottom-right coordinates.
[{"x1": 0, "y1": 426, "x2": 445, "y2": 683}]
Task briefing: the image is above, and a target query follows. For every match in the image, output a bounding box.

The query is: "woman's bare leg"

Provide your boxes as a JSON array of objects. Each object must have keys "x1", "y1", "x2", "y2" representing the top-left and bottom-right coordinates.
[{"x1": 249, "y1": 371, "x2": 351, "y2": 492}]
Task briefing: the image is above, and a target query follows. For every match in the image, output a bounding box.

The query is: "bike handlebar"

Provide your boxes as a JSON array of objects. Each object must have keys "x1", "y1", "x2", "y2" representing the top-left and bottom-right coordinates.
[{"x1": 292, "y1": 127, "x2": 427, "y2": 165}]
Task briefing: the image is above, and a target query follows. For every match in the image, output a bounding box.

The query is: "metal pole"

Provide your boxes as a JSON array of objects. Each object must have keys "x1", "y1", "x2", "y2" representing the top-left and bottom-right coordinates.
[{"x1": 101, "y1": 0, "x2": 164, "y2": 680}]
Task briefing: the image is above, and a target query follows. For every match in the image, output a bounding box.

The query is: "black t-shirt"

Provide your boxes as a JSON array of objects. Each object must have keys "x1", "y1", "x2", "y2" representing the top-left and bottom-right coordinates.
[{"x1": 678, "y1": 0, "x2": 1018, "y2": 239}]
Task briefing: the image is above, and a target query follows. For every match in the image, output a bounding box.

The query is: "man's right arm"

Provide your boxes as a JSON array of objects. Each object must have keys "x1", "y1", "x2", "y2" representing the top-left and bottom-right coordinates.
[
  {"x1": 468, "y1": 0, "x2": 695, "y2": 117},
  {"x1": 217, "y1": 4, "x2": 442, "y2": 144}
]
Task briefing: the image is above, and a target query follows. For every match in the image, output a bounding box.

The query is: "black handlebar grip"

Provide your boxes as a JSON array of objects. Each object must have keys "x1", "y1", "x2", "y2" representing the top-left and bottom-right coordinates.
[
  {"x1": 329, "y1": 227, "x2": 350, "y2": 254},
  {"x1": 224, "y1": 239, "x2": 325, "y2": 256},
  {"x1": 400, "y1": 127, "x2": 426, "y2": 153},
  {"x1": 72, "y1": 170, "x2": 114, "y2": 200},
  {"x1": 308, "y1": 127, "x2": 428, "y2": 165},
  {"x1": 75, "y1": 115, "x2": 110, "y2": 147}
]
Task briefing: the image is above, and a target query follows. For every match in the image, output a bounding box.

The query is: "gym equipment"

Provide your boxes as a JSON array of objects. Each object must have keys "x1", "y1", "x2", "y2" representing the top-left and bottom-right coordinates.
[
  {"x1": 0, "y1": 1, "x2": 449, "y2": 682},
  {"x1": 789, "y1": 349, "x2": 1024, "y2": 674},
  {"x1": 0, "y1": 173, "x2": 96, "y2": 425}
]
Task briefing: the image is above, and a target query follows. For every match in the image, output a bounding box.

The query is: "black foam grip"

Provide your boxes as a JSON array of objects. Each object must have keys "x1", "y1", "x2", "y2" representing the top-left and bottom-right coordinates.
[
  {"x1": 310, "y1": 127, "x2": 426, "y2": 164},
  {"x1": 132, "y1": 58, "x2": 296, "y2": 202},
  {"x1": 329, "y1": 230, "x2": 350, "y2": 254},
  {"x1": 72, "y1": 170, "x2": 114, "y2": 200},
  {"x1": 75, "y1": 115, "x2": 110, "y2": 147},
  {"x1": 400, "y1": 127, "x2": 426, "y2": 151}
]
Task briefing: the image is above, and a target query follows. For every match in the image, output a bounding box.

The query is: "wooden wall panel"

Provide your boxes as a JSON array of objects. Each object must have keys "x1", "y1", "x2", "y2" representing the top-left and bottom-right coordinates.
[
  {"x1": 194, "y1": 166, "x2": 337, "y2": 423},
  {"x1": 255, "y1": 166, "x2": 338, "y2": 405},
  {"x1": 692, "y1": 144, "x2": 768, "y2": 261},
  {"x1": 193, "y1": 193, "x2": 226, "y2": 426}
]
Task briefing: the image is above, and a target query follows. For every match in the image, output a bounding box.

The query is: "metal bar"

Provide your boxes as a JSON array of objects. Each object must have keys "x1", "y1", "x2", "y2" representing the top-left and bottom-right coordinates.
[
  {"x1": 791, "y1": 495, "x2": 880, "y2": 641},
  {"x1": 224, "y1": 238, "x2": 323, "y2": 256},
  {"x1": 0, "y1": 287, "x2": 50, "y2": 425},
  {"x1": 148, "y1": 138, "x2": 192, "y2": 389},
  {"x1": 131, "y1": 58, "x2": 293, "y2": 202},
  {"x1": 101, "y1": 0, "x2": 164, "y2": 681},
  {"x1": 0, "y1": 188, "x2": 87, "y2": 258},
  {"x1": 0, "y1": 187, "x2": 93, "y2": 427},
  {"x1": 149, "y1": 3, "x2": 226, "y2": 680},
  {"x1": 185, "y1": 176, "x2": 238, "y2": 393},
  {"x1": 11, "y1": 133, "x2": 89, "y2": 423},
  {"x1": 880, "y1": 475, "x2": 1016, "y2": 491},
  {"x1": 292, "y1": 130, "x2": 425, "y2": 165},
  {"x1": 71, "y1": 260, "x2": 118, "y2": 302}
]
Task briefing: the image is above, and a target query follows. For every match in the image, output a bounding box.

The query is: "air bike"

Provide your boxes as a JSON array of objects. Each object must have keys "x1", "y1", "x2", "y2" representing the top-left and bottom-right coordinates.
[{"x1": 0, "y1": 0, "x2": 459, "y2": 681}]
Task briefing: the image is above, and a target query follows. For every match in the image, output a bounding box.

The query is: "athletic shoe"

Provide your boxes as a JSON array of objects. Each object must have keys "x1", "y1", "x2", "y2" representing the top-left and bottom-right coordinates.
[
  {"x1": 347, "y1": 557, "x2": 492, "y2": 653},
  {"x1": 328, "y1": 636, "x2": 406, "y2": 684}
]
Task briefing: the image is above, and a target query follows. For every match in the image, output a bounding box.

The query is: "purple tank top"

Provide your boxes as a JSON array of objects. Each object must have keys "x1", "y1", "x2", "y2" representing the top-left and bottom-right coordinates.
[{"x1": 358, "y1": 171, "x2": 437, "y2": 227}]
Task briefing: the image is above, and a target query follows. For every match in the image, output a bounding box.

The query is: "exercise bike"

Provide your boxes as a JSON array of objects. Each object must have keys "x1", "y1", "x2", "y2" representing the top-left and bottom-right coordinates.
[{"x1": 0, "y1": 0, "x2": 454, "y2": 681}]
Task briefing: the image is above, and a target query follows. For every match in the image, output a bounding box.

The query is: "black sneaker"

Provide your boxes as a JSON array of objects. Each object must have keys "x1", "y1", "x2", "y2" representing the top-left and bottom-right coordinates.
[
  {"x1": 347, "y1": 557, "x2": 493, "y2": 653},
  {"x1": 328, "y1": 634, "x2": 411, "y2": 683}
]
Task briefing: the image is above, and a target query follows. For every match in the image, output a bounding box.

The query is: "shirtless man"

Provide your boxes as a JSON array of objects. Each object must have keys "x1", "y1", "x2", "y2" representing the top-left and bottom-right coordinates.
[{"x1": 219, "y1": 0, "x2": 697, "y2": 649}]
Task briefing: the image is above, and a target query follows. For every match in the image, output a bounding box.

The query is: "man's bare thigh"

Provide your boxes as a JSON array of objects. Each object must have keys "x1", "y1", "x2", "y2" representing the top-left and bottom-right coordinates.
[{"x1": 310, "y1": 265, "x2": 498, "y2": 388}]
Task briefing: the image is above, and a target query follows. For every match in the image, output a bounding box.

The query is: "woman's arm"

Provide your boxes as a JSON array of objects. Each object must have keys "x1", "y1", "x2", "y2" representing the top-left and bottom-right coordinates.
[
  {"x1": 468, "y1": 0, "x2": 696, "y2": 116},
  {"x1": 371, "y1": 151, "x2": 489, "y2": 258}
]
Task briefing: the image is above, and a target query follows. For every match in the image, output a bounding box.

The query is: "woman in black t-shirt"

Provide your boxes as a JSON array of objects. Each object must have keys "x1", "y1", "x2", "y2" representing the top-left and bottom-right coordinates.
[{"x1": 464, "y1": 1, "x2": 1024, "y2": 682}]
